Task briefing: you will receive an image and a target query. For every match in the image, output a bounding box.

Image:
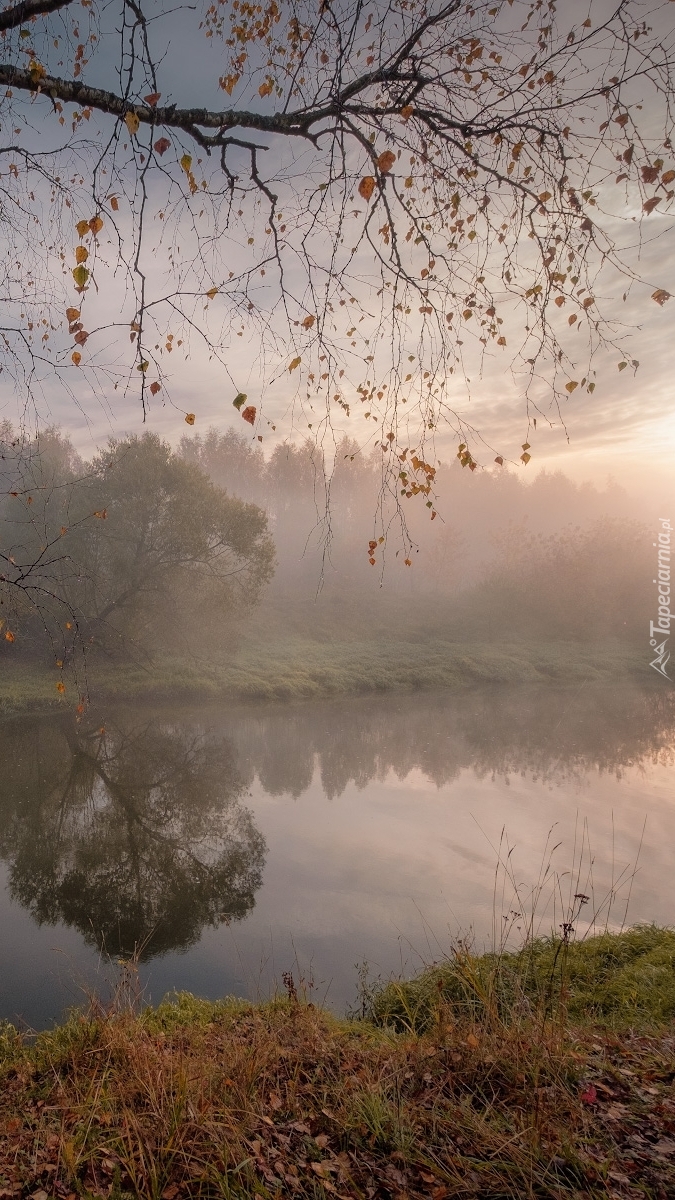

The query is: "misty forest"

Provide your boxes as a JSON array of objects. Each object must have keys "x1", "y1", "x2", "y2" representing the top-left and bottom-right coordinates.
[{"x1": 0, "y1": 1, "x2": 675, "y2": 1198}]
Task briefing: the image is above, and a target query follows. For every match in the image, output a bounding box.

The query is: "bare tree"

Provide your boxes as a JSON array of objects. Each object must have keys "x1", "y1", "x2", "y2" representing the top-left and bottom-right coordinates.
[{"x1": 0, "y1": 0, "x2": 672, "y2": 523}]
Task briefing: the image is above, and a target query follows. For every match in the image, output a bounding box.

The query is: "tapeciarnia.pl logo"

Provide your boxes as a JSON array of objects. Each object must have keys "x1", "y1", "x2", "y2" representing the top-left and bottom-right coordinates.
[{"x1": 650, "y1": 517, "x2": 672, "y2": 679}]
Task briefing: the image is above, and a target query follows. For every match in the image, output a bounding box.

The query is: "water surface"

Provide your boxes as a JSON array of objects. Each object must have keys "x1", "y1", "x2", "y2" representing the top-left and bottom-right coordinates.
[{"x1": 0, "y1": 682, "x2": 673, "y2": 1027}]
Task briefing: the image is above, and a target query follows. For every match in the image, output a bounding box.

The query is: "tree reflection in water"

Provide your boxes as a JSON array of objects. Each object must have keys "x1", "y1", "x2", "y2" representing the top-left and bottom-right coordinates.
[{"x1": 0, "y1": 716, "x2": 265, "y2": 959}]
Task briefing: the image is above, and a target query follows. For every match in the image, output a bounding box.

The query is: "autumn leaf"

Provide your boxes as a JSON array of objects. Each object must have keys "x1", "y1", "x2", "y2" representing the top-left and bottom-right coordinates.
[
  {"x1": 4, "y1": 630, "x2": 15, "y2": 642},
  {"x1": 73, "y1": 330, "x2": 88, "y2": 345},
  {"x1": 580, "y1": 1084, "x2": 598, "y2": 1105},
  {"x1": 137, "y1": 360, "x2": 149, "y2": 372},
  {"x1": 180, "y1": 153, "x2": 192, "y2": 173},
  {"x1": 618, "y1": 361, "x2": 627, "y2": 370},
  {"x1": 301, "y1": 314, "x2": 315, "y2": 329},
  {"x1": 144, "y1": 92, "x2": 161, "y2": 106},
  {"x1": 466, "y1": 1033, "x2": 479, "y2": 1048},
  {"x1": 124, "y1": 111, "x2": 140, "y2": 136},
  {"x1": 643, "y1": 196, "x2": 662, "y2": 214},
  {"x1": 185, "y1": 412, "x2": 196, "y2": 425},
  {"x1": 110, "y1": 196, "x2": 119, "y2": 211},
  {"x1": 233, "y1": 392, "x2": 248, "y2": 410},
  {"x1": 288, "y1": 356, "x2": 301, "y2": 371},
  {"x1": 205, "y1": 286, "x2": 218, "y2": 299},
  {"x1": 242, "y1": 405, "x2": 257, "y2": 424},
  {"x1": 554, "y1": 296, "x2": 565, "y2": 307},
  {"x1": 258, "y1": 79, "x2": 274, "y2": 98},
  {"x1": 66, "y1": 307, "x2": 80, "y2": 322},
  {"x1": 400, "y1": 104, "x2": 414, "y2": 120},
  {"x1": 521, "y1": 451, "x2": 531, "y2": 464},
  {"x1": 56, "y1": 681, "x2": 66, "y2": 694},
  {"x1": 149, "y1": 381, "x2": 161, "y2": 395},
  {"x1": 662, "y1": 169, "x2": 675, "y2": 185},
  {"x1": 72, "y1": 265, "x2": 89, "y2": 288},
  {"x1": 652, "y1": 289, "x2": 671, "y2": 305},
  {"x1": 154, "y1": 137, "x2": 171, "y2": 156},
  {"x1": 76, "y1": 219, "x2": 89, "y2": 238},
  {"x1": 75, "y1": 245, "x2": 88, "y2": 264},
  {"x1": 377, "y1": 149, "x2": 396, "y2": 174},
  {"x1": 358, "y1": 176, "x2": 376, "y2": 201},
  {"x1": 93, "y1": 509, "x2": 107, "y2": 518},
  {"x1": 71, "y1": 351, "x2": 82, "y2": 365},
  {"x1": 89, "y1": 215, "x2": 103, "y2": 234},
  {"x1": 494, "y1": 456, "x2": 504, "y2": 465},
  {"x1": 565, "y1": 381, "x2": 578, "y2": 392}
]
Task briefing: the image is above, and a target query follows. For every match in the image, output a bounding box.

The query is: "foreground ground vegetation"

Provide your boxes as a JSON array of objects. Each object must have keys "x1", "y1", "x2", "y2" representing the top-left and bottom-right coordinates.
[{"x1": 0, "y1": 928, "x2": 674, "y2": 1199}]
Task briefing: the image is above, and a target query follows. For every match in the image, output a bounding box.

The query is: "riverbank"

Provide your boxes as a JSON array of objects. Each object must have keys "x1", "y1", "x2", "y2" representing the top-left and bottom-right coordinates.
[
  {"x1": 0, "y1": 636, "x2": 653, "y2": 717},
  {"x1": 1, "y1": 928, "x2": 674, "y2": 1198}
]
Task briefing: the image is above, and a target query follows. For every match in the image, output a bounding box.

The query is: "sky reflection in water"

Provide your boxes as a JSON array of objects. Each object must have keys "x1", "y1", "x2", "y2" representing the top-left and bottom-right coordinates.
[{"x1": 0, "y1": 682, "x2": 673, "y2": 1028}]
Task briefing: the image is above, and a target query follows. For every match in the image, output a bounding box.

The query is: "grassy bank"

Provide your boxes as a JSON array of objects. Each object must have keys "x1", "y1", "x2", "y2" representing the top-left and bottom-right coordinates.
[
  {"x1": 1, "y1": 928, "x2": 674, "y2": 1199},
  {"x1": 0, "y1": 636, "x2": 652, "y2": 716}
]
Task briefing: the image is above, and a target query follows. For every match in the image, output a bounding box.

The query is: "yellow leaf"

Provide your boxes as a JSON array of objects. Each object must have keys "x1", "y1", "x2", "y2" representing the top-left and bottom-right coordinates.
[
  {"x1": 289, "y1": 356, "x2": 301, "y2": 372},
  {"x1": 75, "y1": 245, "x2": 88, "y2": 264},
  {"x1": 404, "y1": 176, "x2": 413, "y2": 188},
  {"x1": 66, "y1": 307, "x2": 80, "y2": 322},
  {"x1": 137, "y1": 360, "x2": 149, "y2": 372},
  {"x1": 463, "y1": 309, "x2": 473, "y2": 320},
  {"x1": 377, "y1": 149, "x2": 396, "y2": 174},
  {"x1": 258, "y1": 79, "x2": 274, "y2": 97},
  {"x1": 520, "y1": 451, "x2": 531, "y2": 464},
  {"x1": 89, "y1": 215, "x2": 103, "y2": 234},
  {"x1": 124, "y1": 111, "x2": 140, "y2": 136},
  {"x1": 71, "y1": 351, "x2": 82, "y2": 365},
  {"x1": 185, "y1": 412, "x2": 196, "y2": 425},
  {"x1": 76, "y1": 219, "x2": 89, "y2": 238},
  {"x1": 180, "y1": 153, "x2": 192, "y2": 173},
  {"x1": 565, "y1": 381, "x2": 578, "y2": 393},
  {"x1": 206, "y1": 286, "x2": 218, "y2": 299},
  {"x1": 72, "y1": 265, "x2": 89, "y2": 288}
]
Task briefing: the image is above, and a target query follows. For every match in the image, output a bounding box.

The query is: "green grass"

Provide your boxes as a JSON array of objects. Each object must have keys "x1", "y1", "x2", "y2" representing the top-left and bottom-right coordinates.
[
  {"x1": 0, "y1": 635, "x2": 652, "y2": 716},
  {"x1": 363, "y1": 925, "x2": 675, "y2": 1033},
  {"x1": 0, "y1": 928, "x2": 674, "y2": 1198}
]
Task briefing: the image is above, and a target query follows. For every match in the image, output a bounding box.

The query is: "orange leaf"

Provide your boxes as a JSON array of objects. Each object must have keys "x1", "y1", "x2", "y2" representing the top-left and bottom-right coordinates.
[
  {"x1": 56, "y1": 681, "x2": 66, "y2": 694},
  {"x1": 377, "y1": 150, "x2": 396, "y2": 174},
  {"x1": 301, "y1": 314, "x2": 315, "y2": 329},
  {"x1": 185, "y1": 413, "x2": 196, "y2": 425},
  {"x1": 110, "y1": 196, "x2": 119, "y2": 211},
  {"x1": 144, "y1": 92, "x2": 161, "y2": 107},
  {"x1": 358, "y1": 176, "x2": 376, "y2": 201},
  {"x1": 76, "y1": 219, "x2": 89, "y2": 238},
  {"x1": 400, "y1": 105, "x2": 414, "y2": 120},
  {"x1": 258, "y1": 79, "x2": 274, "y2": 98},
  {"x1": 75, "y1": 245, "x2": 88, "y2": 264},
  {"x1": 89, "y1": 215, "x2": 103, "y2": 234},
  {"x1": 4, "y1": 630, "x2": 15, "y2": 643},
  {"x1": 652, "y1": 289, "x2": 671, "y2": 305},
  {"x1": 288, "y1": 356, "x2": 301, "y2": 372},
  {"x1": 71, "y1": 351, "x2": 82, "y2": 365},
  {"x1": 242, "y1": 405, "x2": 257, "y2": 425}
]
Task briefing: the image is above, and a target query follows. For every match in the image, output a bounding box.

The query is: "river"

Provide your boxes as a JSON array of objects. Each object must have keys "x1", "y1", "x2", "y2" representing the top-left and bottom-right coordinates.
[{"x1": 0, "y1": 681, "x2": 673, "y2": 1027}]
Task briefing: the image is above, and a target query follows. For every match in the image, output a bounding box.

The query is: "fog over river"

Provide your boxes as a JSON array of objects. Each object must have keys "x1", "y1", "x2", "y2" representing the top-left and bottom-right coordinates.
[{"x1": 0, "y1": 682, "x2": 673, "y2": 1028}]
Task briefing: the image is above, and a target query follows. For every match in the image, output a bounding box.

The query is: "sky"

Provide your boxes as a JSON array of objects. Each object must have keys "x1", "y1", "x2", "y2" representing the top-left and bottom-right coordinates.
[{"x1": 0, "y1": 0, "x2": 673, "y2": 509}]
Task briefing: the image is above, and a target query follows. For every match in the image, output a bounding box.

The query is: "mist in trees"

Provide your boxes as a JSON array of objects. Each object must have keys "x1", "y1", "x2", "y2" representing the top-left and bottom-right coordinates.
[{"x1": 0, "y1": 420, "x2": 654, "y2": 671}]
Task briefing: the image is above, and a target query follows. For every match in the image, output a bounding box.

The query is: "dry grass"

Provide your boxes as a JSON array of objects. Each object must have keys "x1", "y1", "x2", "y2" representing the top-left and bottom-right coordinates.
[{"x1": 0, "y1": 979, "x2": 674, "y2": 1200}]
